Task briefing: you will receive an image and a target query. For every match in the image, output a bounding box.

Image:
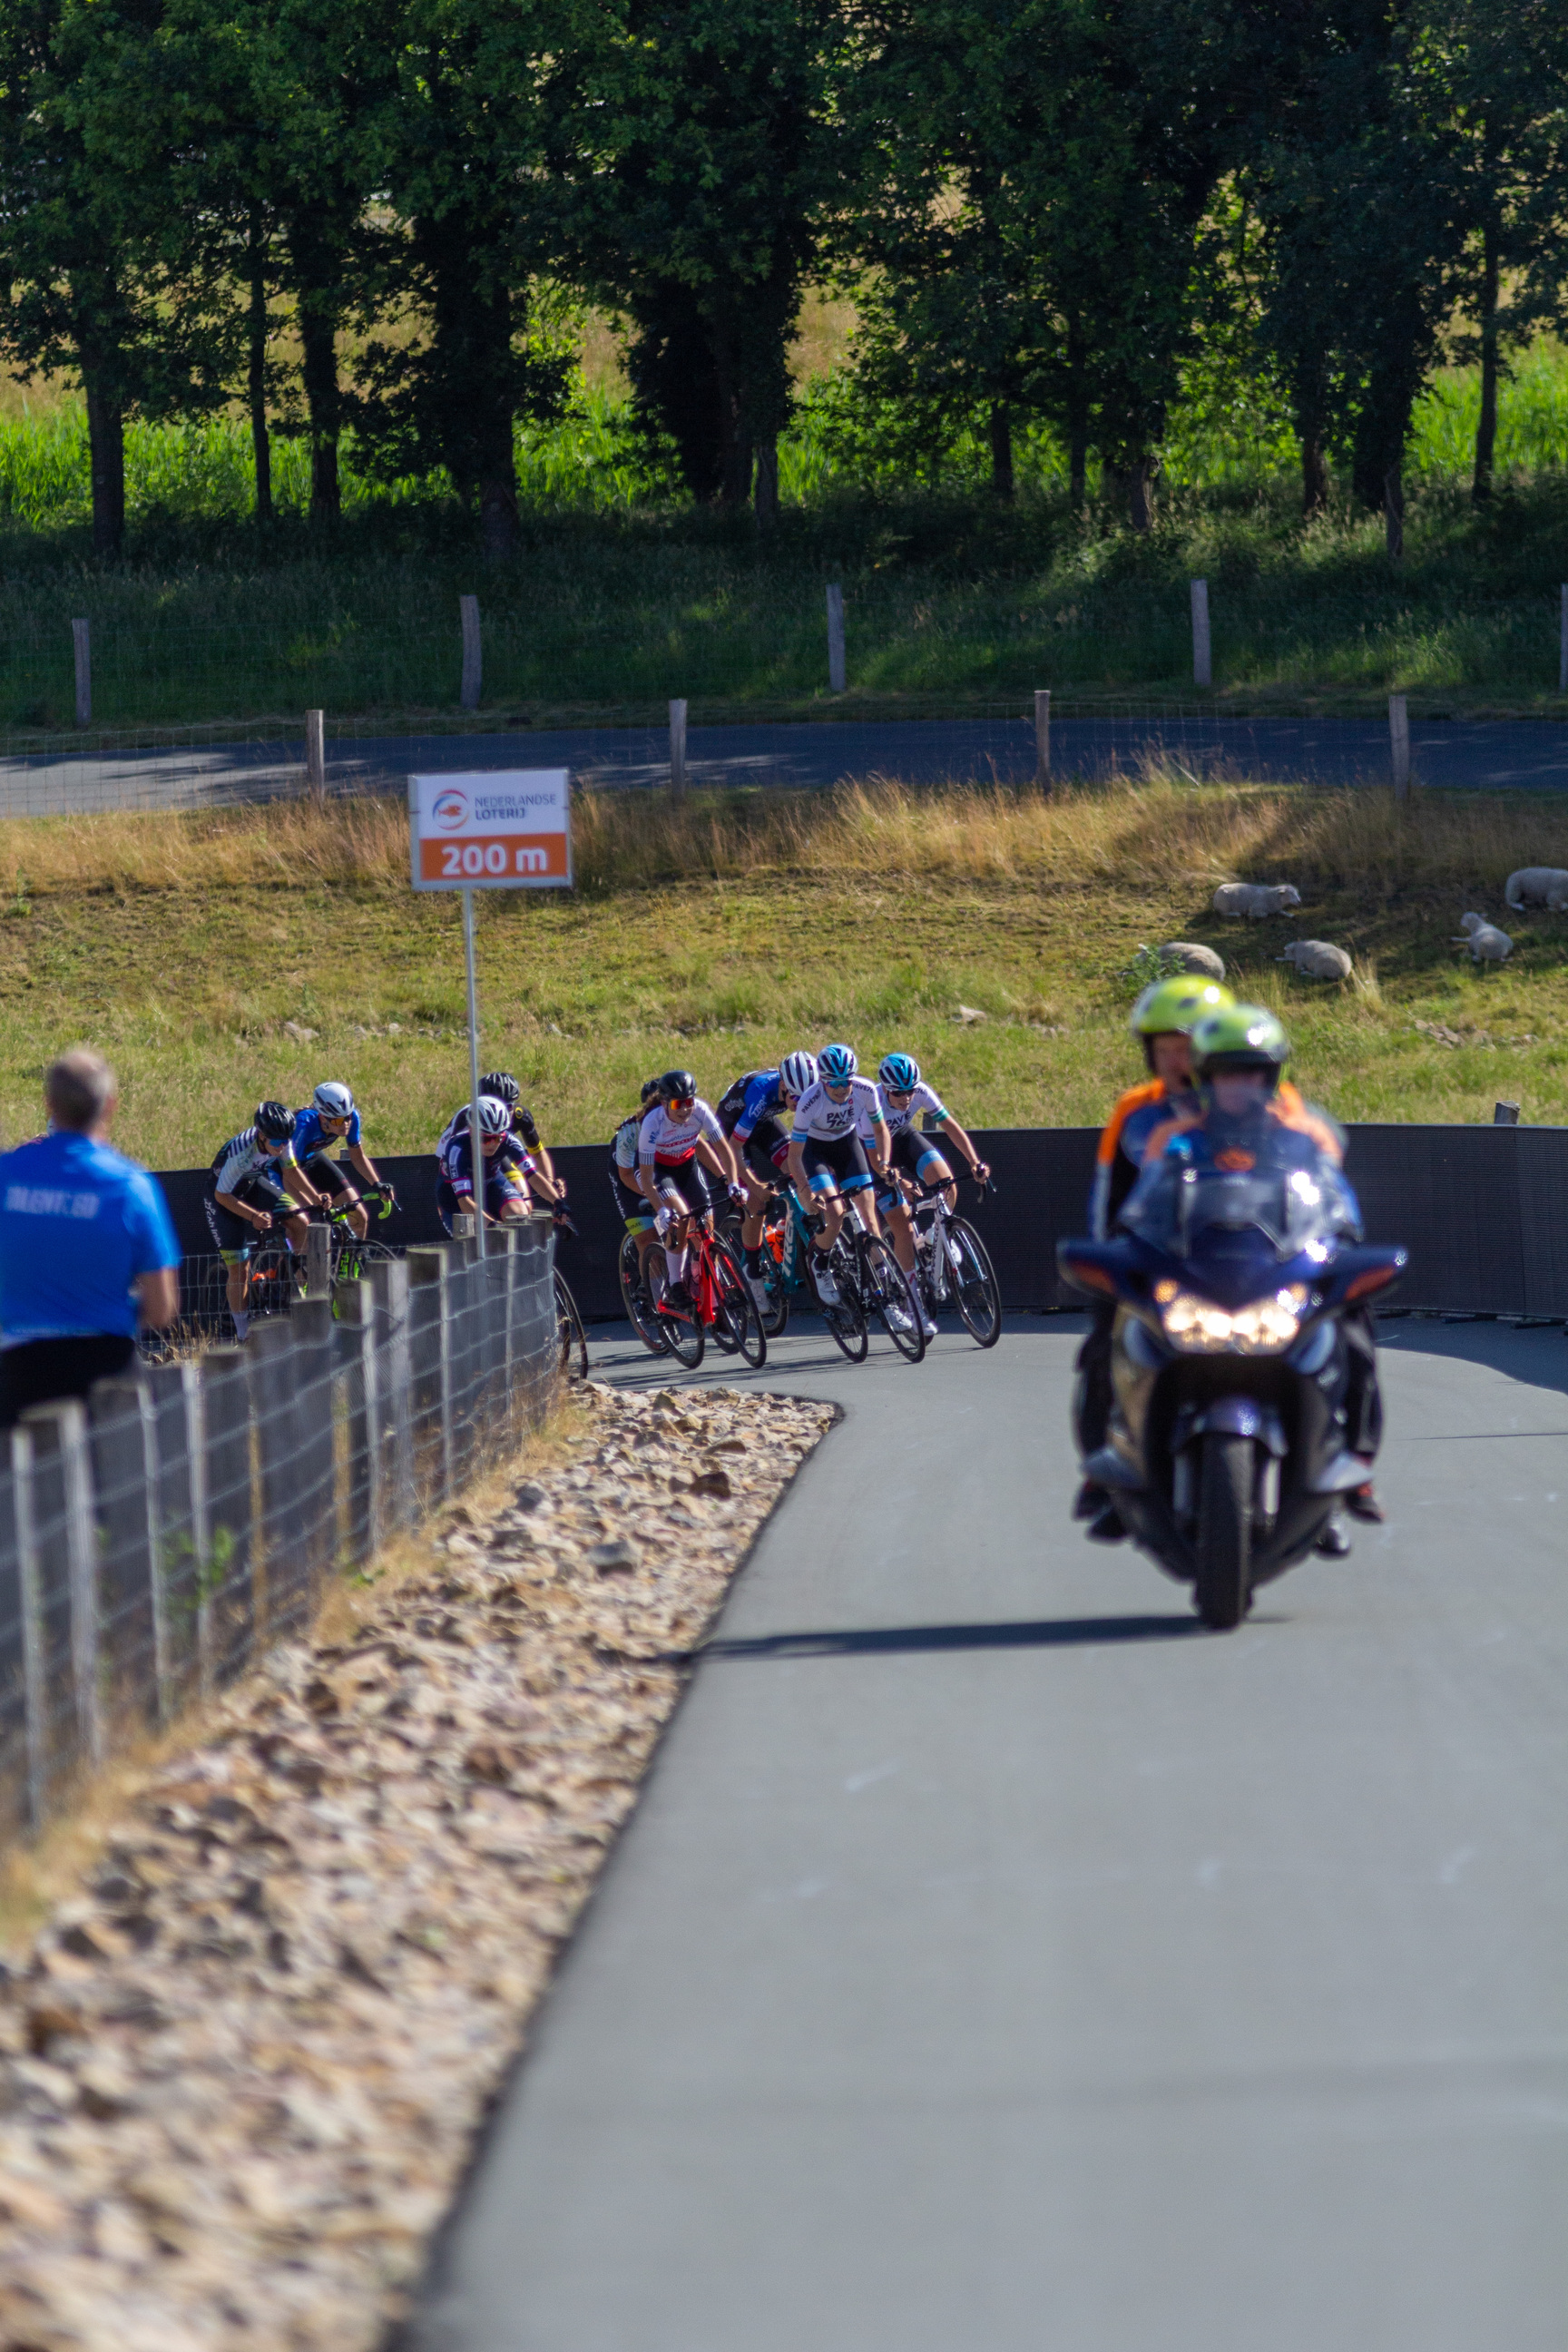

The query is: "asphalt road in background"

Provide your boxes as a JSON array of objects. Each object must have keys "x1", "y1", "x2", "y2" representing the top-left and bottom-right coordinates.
[
  {"x1": 5, "y1": 712, "x2": 1568, "y2": 815},
  {"x1": 408, "y1": 1313, "x2": 1568, "y2": 2352}
]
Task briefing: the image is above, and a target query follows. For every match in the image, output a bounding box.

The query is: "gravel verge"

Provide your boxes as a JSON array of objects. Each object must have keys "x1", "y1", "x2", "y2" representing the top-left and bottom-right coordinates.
[{"x1": 0, "y1": 1380, "x2": 834, "y2": 2352}]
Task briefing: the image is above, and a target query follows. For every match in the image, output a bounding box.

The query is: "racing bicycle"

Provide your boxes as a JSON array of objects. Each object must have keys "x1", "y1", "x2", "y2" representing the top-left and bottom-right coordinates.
[
  {"x1": 760, "y1": 1184, "x2": 926, "y2": 1366},
  {"x1": 647, "y1": 1214, "x2": 766, "y2": 1373},
  {"x1": 906, "y1": 1173, "x2": 1003, "y2": 1348}
]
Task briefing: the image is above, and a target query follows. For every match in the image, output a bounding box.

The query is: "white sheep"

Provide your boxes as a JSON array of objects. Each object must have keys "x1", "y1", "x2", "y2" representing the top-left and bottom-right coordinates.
[
  {"x1": 1277, "y1": 939, "x2": 1353, "y2": 982},
  {"x1": 1453, "y1": 912, "x2": 1513, "y2": 964},
  {"x1": 1504, "y1": 867, "x2": 1568, "y2": 914},
  {"x1": 1211, "y1": 882, "x2": 1303, "y2": 919},
  {"x1": 1158, "y1": 941, "x2": 1226, "y2": 980}
]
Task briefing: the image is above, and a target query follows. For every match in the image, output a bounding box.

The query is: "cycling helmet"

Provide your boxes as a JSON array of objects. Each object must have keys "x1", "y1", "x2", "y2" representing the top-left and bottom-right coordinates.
[
  {"x1": 639, "y1": 1075, "x2": 662, "y2": 1105},
  {"x1": 878, "y1": 1051, "x2": 920, "y2": 1093},
  {"x1": 779, "y1": 1050, "x2": 818, "y2": 1099},
  {"x1": 480, "y1": 1071, "x2": 521, "y2": 1107},
  {"x1": 1191, "y1": 1004, "x2": 1289, "y2": 1090},
  {"x1": 818, "y1": 1043, "x2": 858, "y2": 1084},
  {"x1": 312, "y1": 1079, "x2": 355, "y2": 1120},
  {"x1": 658, "y1": 1068, "x2": 698, "y2": 1103},
  {"x1": 255, "y1": 1101, "x2": 293, "y2": 1141},
  {"x1": 476, "y1": 1094, "x2": 514, "y2": 1137}
]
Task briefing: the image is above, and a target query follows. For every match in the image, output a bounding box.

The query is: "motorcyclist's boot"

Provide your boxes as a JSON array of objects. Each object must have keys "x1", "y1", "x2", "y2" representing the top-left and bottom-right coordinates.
[
  {"x1": 1314, "y1": 1517, "x2": 1353, "y2": 1557},
  {"x1": 1346, "y1": 1466, "x2": 1385, "y2": 1524}
]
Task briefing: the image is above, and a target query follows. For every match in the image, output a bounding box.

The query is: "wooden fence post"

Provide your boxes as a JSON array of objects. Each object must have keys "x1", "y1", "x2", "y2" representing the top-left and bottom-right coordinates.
[
  {"x1": 460, "y1": 594, "x2": 482, "y2": 710},
  {"x1": 827, "y1": 583, "x2": 846, "y2": 693},
  {"x1": 11, "y1": 1426, "x2": 47, "y2": 1828},
  {"x1": 669, "y1": 698, "x2": 687, "y2": 797},
  {"x1": 370, "y1": 1257, "x2": 415, "y2": 1532},
  {"x1": 21, "y1": 1402, "x2": 103, "y2": 1773},
  {"x1": 1389, "y1": 693, "x2": 1411, "y2": 800},
  {"x1": 1190, "y1": 579, "x2": 1211, "y2": 689},
  {"x1": 306, "y1": 709, "x2": 326, "y2": 802},
  {"x1": 305, "y1": 1220, "x2": 332, "y2": 1303},
  {"x1": 336, "y1": 1279, "x2": 379, "y2": 1563},
  {"x1": 1034, "y1": 689, "x2": 1052, "y2": 789},
  {"x1": 407, "y1": 1245, "x2": 454, "y2": 1504},
  {"x1": 290, "y1": 1298, "x2": 338, "y2": 1598},
  {"x1": 71, "y1": 618, "x2": 91, "y2": 727},
  {"x1": 88, "y1": 1377, "x2": 166, "y2": 1726},
  {"x1": 200, "y1": 1347, "x2": 253, "y2": 1682}
]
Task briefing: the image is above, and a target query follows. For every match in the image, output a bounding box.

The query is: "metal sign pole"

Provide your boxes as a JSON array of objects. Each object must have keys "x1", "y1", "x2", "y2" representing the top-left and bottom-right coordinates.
[{"x1": 462, "y1": 886, "x2": 486, "y2": 1261}]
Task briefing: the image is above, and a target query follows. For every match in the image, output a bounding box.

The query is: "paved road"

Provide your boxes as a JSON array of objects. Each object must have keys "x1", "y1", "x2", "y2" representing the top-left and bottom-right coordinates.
[
  {"x1": 408, "y1": 1312, "x2": 1568, "y2": 2352},
  {"x1": 5, "y1": 712, "x2": 1568, "y2": 814}
]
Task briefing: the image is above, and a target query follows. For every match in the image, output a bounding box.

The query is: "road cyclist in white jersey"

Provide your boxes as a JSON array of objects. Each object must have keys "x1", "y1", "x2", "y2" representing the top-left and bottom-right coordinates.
[
  {"x1": 873, "y1": 1052, "x2": 991, "y2": 1336},
  {"x1": 785, "y1": 1043, "x2": 890, "y2": 1303},
  {"x1": 637, "y1": 1068, "x2": 743, "y2": 1316}
]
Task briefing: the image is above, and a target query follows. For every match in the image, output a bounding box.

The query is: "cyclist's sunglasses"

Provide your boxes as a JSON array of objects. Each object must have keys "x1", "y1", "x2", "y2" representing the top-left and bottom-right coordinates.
[
  {"x1": 668, "y1": 1094, "x2": 695, "y2": 1113},
  {"x1": 260, "y1": 1133, "x2": 289, "y2": 1151},
  {"x1": 824, "y1": 1079, "x2": 852, "y2": 1093}
]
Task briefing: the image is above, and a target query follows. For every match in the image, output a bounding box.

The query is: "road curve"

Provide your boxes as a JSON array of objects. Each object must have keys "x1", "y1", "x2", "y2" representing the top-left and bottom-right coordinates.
[{"x1": 406, "y1": 1314, "x2": 1568, "y2": 2352}]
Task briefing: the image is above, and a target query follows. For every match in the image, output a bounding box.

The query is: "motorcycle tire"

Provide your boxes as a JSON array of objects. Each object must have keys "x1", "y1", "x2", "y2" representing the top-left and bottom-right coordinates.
[{"x1": 1195, "y1": 1434, "x2": 1254, "y2": 1631}]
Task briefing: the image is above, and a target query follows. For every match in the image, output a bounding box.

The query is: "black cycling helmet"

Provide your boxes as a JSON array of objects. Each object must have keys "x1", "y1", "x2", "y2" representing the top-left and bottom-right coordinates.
[
  {"x1": 658, "y1": 1068, "x2": 698, "y2": 1103},
  {"x1": 639, "y1": 1075, "x2": 662, "y2": 1105},
  {"x1": 480, "y1": 1071, "x2": 521, "y2": 1107},
  {"x1": 255, "y1": 1100, "x2": 293, "y2": 1141}
]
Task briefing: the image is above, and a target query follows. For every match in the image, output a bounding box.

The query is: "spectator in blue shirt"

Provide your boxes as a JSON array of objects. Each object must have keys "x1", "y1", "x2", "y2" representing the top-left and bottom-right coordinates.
[{"x1": 0, "y1": 1048, "x2": 180, "y2": 1428}]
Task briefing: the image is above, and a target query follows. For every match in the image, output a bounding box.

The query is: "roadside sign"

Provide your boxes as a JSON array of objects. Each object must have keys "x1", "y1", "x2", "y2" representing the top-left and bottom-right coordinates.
[{"x1": 408, "y1": 769, "x2": 572, "y2": 890}]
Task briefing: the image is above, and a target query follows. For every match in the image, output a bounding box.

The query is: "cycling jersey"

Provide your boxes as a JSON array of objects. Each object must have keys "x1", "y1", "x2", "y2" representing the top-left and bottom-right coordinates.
[
  {"x1": 638, "y1": 1099, "x2": 725, "y2": 1166},
  {"x1": 791, "y1": 1075, "x2": 885, "y2": 1145},
  {"x1": 611, "y1": 1113, "x2": 642, "y2": 1176},
  {"x1": 291, "y1": 1103, "x2": 362, "y2": 1163},
  {"x1": 439, "y1": 1130, "x2": 530, "y2": 1200},
  {"x1": 438, "y1": 1101, "x2": 542, "y2": 1155},
  {"x1": 877, "y1": 1080, "x2": 948, "y2": 1136},
  {"x1": 718, "y1": 1069, "x2": 786, "y2": 1141},
  {"x1": 210, "y1": 1129, "x2": 296, "y2": 1197}
]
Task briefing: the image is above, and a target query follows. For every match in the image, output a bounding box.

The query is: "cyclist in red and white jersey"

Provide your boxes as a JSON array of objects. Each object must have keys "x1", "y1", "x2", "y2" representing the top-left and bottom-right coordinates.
[
  {"x1": 637, "y1": 1069, "x2": 742, "y2": 1314},
  {"x1": 785, "y1": 1044, "x2": 889, "y2": 1300}
]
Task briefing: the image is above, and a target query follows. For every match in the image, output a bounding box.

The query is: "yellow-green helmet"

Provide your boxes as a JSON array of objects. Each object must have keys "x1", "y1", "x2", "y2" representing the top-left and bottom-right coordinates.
[
  {"x1": 1191, "y1": 1003, "x2": 1289, "y2": 1086},
  {"x1": 1130, "y1": 975, "x2": 1233, "y2": 1041}
]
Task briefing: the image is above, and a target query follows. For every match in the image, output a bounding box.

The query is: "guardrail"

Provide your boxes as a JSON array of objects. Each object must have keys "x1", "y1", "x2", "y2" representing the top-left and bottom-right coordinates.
[{"x1": 0, "y1": 1221, "x2": 556, "y2": 1846}]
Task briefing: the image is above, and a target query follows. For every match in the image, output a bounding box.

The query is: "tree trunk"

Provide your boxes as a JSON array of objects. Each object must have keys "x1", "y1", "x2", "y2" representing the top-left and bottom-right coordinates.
[
  {"x1": 989, "y1": 404, "x2": 1014, "y2": 500},
  {"x1": 1473, "y1": 219, "x2": 1499, "y2": 505},
  {"x1": 248, "y1": 211, "x2": 272, "y2": 525},
  {"x1": 83, "y1": 378, "x2": 125, "y2": 560},
  {"x1": 1300, "y1": 423, "x2": 1328, "y2": 515},
  {"x1": 478, "y1": 470, "x2": 520, "y2": 559},
  {"x1": 753, "y1": 436, "x2": 779, "y2": 524},
  {"x1": 298, "y1": 295, "x2": 340, "y2": 524},
  {"x1": 1384, "y1": 464, "x2": 1404, "y2": 561},
  {"x1": 1065, "y1": 320, "x2": 1089, "y2": 512},
  {"x1": 1127, "y1": 454, "x2": 1155, "y2": 533}
]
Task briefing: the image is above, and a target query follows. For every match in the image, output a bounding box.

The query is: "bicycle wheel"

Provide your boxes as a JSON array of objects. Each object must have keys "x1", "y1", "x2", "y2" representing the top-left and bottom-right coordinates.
[
  {"x1": 710, "y1": 1240, "x2": 767, "y2": 1369},
  {"x1": 657, "y1": 1303, "x2": 705, "y2": 1370},
  {"x1": 620, "y1": 1234, "x2": 670, "y2": 1357},
  {"x1": 246, "y1": 1240, "x2": 296, "y2": 1322},
  {"x1": 948, "y1": 1217, "x2": 1003, "y2": 1348},
  {"x1": 555, "y1": 1273, "x2": 590, "y2": 1382},
  {"x1": 857, "y1": 1232, "x2": 926, "y2": 1364}
]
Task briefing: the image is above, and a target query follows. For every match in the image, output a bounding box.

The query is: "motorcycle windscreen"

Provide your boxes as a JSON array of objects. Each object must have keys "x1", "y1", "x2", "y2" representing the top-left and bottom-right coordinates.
[{"x1": 1121, "y1": 1121, "x2": 1361, "y2": 1263}]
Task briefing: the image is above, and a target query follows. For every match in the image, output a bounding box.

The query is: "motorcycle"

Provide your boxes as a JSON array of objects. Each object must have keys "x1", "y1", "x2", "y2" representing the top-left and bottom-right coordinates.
[{"x1": 1057, "y1": 1122, "x2": 1406, "y2": 1630}]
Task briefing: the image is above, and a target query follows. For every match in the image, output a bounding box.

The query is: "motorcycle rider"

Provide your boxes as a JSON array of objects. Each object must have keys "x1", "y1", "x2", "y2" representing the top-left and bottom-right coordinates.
[
  {"x1": 1132, "y1": 1003, "x2": 1385, "y2": 1544},
  {"x1": 1073, "y1": 975, "x2": 1233, "y2": 1522}
]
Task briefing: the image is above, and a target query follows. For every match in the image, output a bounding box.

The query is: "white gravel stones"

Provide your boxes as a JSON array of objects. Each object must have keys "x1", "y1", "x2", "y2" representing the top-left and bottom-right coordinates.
[{"x1": 0, "y1": 1382, "x2": 833, "y2": 2352}]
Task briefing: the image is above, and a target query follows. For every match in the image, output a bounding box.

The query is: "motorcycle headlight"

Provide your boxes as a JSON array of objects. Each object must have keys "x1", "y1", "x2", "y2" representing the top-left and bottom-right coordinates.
[{"x1": 1154, "y1": 1280, "x2": 1308, "y2": 1355}]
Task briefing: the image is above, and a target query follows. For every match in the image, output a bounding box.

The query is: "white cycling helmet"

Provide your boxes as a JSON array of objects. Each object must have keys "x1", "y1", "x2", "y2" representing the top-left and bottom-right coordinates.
[
  {"x1": 313, "y1": 1080, "x2": 355, "y2": 1119},
  {"x1": 476, "y1": 1094, "x2": 513, "y2": 1137},
  {"x1": 779, "y1": 1050, "x2": 818, "y2": 1099}
]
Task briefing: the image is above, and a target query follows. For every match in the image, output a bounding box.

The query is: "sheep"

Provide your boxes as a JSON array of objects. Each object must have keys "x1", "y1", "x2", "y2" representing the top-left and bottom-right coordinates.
[
  {"x1": 1211, "y1": 882, "x2": 1303, "y2": 919},
  {"x1": 1277, "y1": 939, "x2": 1353, "y2": 982},
  {"x1": 1453, "y1": 912, "x2": 1513, "y2": 964},
  {"x1": 1504, "y1": 867, "x2": 1568, "y2": 914},
  {"x1": 1158, "y1": 941, "x2": 1226, "y2": 981}
]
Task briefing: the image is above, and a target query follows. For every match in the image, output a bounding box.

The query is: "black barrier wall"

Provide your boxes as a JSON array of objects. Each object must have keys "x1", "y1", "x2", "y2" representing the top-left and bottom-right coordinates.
[{"x1": 155, "y1": 1123, "x2": 1563, "y2": 1321}]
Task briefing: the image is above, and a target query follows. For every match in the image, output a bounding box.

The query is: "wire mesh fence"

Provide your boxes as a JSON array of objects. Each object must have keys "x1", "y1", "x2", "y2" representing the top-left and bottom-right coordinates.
[{"x1": 0, "y1": 1220, "x2": 557, "y2": 1848}]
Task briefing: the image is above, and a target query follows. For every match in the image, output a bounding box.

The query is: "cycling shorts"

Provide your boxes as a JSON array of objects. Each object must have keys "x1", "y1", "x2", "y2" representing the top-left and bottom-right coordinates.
[
  {"x1": 610, "y1": 1161, "x2": 655, "y2": 1236},
  {"x1": 740, "y1": 1116, "x2": 791, "y2": 1186},
  {"x1": 205, "y1": 1173, "x2": 289, "y2": 1263},
  {"x1": 877, "y1": 1124, "x2": 951, "y2": 1210},
  {"x1": 299, "y1": 1151, "x2": 357, "y2": 1200},
  {"x1": 649, "y1": 1155, "x2": 713, "y2": 1220},
  {"x1": 436, "y1": 1171, "x2": 529, "y2": 1234},
  {"x1": 799, "y1": 1132, "x2": 873, "y2": 1196}
]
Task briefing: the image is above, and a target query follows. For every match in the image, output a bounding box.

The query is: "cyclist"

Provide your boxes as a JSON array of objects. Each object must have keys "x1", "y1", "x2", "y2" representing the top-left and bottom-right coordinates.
[
  {"x1": 436, "y1": 1095, "x2": 532, "y2": 1234},
  {"x1": 1073, "y1": 975, "x2": 1232, "y2": 1517},
  {"x1": 637, "y1": 1069, "x2": 742, "y2": 1315},
  {"x1": 290, "y1": 1081, "x2": 393, "y2": 1245},
  {"x1": 785, "y1": 1044, "x2": 888, "y2": 1303},
  {"x1": 205, "y1": 1101, "x2": 325, "y2": 1340},
  {"x1": 871, "y1": 1053, "x2": 991, "y2": 1338},
  {"x1": 611, "y1": 1077, "x2": 663, "y2": 1301},
  {"x1": 717, "y1": 1051, "x2": 818, "y2": 1308}
]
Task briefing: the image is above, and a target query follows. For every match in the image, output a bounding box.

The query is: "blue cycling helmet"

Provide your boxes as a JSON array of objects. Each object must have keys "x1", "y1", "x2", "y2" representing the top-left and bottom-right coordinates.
[
  {"x1": 819, "y1": 1043, "x2": 858, "y2": 1084},
  {"x1": 878, "y1": 1052, "x2": 920, "y2": 1093}
]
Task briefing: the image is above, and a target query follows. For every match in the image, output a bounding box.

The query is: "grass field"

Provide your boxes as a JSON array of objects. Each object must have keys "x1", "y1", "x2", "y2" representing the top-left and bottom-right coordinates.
[{"x1": 1, "y1": 778, "x2": 1565, "y2": 1171}]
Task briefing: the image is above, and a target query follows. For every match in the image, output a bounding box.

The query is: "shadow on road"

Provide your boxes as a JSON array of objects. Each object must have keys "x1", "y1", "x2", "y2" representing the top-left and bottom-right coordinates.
[{"x1": 702, "y1": 1612, "x2": 1202, "y2": 1662}]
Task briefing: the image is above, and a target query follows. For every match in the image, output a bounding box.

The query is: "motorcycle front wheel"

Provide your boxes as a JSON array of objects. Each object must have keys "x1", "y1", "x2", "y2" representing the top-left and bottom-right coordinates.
[{"x1": 1194, "y1": 1434, "x2": 1253, "y2": 1630}]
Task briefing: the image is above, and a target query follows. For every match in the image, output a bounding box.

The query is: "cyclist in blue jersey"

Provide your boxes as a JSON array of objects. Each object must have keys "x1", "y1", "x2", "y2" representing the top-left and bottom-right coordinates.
[
  {"x1": 206, "y1": 1101, "x2": 326, "y2": 1339},
  {"x1": 290, "y1": 1082, "x2": 393, "y2": 1244},
  {"x1": 872, "y1": 1053, "x2": 990, "y2": 1331},
  {"x1": 717, "y1": 1050, "x2": 818, "y2": 1307}
]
